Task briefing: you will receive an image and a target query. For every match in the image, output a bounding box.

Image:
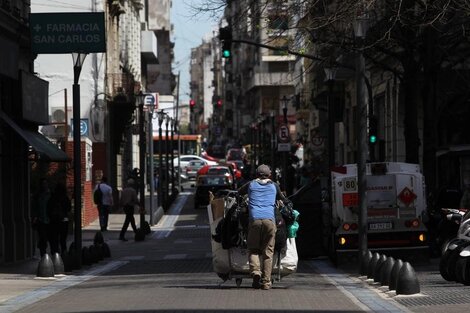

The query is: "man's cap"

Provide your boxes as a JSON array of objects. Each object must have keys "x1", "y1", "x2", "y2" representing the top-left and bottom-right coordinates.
[{"x1": 256, "y1": 164, "x2": 271, "y2": 177}]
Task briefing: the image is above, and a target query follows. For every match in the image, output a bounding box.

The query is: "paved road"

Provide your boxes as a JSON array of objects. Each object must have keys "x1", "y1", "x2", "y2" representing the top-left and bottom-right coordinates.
[{"x1": 1, "y1": 188, "x2": 469, "y2": 312}]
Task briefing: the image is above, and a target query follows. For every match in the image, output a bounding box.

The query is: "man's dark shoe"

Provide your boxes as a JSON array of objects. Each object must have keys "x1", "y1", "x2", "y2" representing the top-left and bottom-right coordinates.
[
  {"x1": 252, "y1": 274, "x2": 261, "y2": 289},
  {"x1": 119, "y1": 237, "x2": 128, "y2": 241}
]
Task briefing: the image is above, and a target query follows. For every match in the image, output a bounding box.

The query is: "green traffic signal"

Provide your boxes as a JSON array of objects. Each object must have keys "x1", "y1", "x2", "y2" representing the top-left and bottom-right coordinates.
[
  {"x1": 369, "y1": 135, "x2": 377, "y2": 144},
  {"x1": 222, "y1": 49, "x2": 231, "y2": 58}
]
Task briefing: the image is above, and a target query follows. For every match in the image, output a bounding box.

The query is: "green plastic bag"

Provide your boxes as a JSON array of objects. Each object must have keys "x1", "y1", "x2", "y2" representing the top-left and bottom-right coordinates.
[{"x1": 286, "y1": 210, "x2": 300, "y2": 238}]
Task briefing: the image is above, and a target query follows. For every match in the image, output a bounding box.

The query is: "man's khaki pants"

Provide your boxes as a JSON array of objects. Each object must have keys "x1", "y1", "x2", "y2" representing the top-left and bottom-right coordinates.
[{"x1": 247, "y1": 219, "x2": 276, "y2": 287}]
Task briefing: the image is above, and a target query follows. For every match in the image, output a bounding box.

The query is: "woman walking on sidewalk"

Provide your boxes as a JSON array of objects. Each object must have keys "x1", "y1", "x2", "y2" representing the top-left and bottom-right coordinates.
[{"x1": 118, "y1": 179, "x2": 138, "y2": 241}]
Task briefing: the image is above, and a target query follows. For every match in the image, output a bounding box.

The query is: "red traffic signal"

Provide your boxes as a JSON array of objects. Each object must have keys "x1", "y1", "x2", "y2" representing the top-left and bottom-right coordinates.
[
  {"x1": 216, "y1": 99, "x2": 222, "y2": 107},
  {"x1": 189, "y1": 99, "x2": 196, "y2": 107}
]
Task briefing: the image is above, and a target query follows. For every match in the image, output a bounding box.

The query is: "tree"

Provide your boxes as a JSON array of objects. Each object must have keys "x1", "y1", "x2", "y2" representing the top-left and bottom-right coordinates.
[{"x1": 195, "y1": 0, "x2": 470, "y2": 194}]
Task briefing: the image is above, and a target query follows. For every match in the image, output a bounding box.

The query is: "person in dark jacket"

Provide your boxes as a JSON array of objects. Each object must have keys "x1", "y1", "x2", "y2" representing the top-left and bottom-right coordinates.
[
  {"x1": 238, "y1": 164, "x2": 289, "y2": 290},
  {"x1": 119, "y1": 179, "x2": 139, "y2": 241},
  {"x1": 47, "y1": 182, "x2": 72, "y2": 254},
  {"x1": 31, "y1": 178, "x2": 51, "y2": 257}
]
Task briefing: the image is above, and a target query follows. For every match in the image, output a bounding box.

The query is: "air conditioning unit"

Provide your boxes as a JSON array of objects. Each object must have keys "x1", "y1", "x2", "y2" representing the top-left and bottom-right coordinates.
[{"x1": 50, "y1": 107, "x2": 71, "y2": 124}]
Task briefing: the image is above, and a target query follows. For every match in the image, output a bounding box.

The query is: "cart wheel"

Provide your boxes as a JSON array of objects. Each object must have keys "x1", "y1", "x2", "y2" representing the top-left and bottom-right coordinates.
[{"x1": 235, "y1": 278, "x2": 242, "y2": 287}]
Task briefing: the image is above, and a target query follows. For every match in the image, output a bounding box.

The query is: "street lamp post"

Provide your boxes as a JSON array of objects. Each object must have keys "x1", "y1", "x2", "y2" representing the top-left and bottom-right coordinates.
[
  {"x1": 146, "y1": 97, "x2": 156, "y2": 225},
  {"x1": 270, "y1": 110, "x2": 276, "y2": 180},
  {"x1": 72, "y1": 52, "x2": 87, "y2": 269},
  {"x1": 136, "y1": 91, "x2": 147, "y2": 228},
  {"x1": 164, "y1": 115, "x2": 170, "y2": 210},
  {"x1": 281, "y1": 95, "x2": 289, "y2": 191},
  {"x1": 354, "y1": 13, "x2": 369, "y2": 274},
  {"x1": 157, "y1": 110, "x2": 165, "y2": 210},
  {"x1": 324, "y1": 67, "x2": 337, "y2": 172},
  {"x1": 170, "y1": 118, "x2": 176, "y2": 198},
  {"x1": 251, "y1": 123, "x2": 256, "y2": 178}
]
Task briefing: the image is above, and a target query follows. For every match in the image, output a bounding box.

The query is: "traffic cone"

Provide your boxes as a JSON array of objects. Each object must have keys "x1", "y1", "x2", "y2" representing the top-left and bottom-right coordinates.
[
  {"x1": 360, "y1": 250, "x2": 372, "y2": 276},
  {"x1": 367, "y1": 252, "x2": 380, "y2": 279},
  {"x1": 396, "y1": 262, "x2": 420, "y2": 295},
  {"x1": 389, "y1": 259, "x2": 404, "y2": 291},
  {"x1": 36, "y1": 253, "x2": 55, "y2": 278},
  {"x1": 374, "y1": 254, "x2": 387, "y2": 283},
  {"x1": 51, "y1": 252, "x2": 65, "y2": 275},
  {"x1": 380, "y1": 256, "x2": 395, "y2": 286}
]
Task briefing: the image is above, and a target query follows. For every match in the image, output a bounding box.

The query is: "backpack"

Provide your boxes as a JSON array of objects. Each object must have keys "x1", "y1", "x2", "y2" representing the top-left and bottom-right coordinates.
[{"x1": 93, "y1": 184, "x2": 103, "y2": 205}]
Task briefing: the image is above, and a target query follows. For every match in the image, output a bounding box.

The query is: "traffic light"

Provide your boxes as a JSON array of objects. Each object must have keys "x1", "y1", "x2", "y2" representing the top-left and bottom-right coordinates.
[
  {"x1": 219, "y1": 26, "x2": 232, "y2": 58},
  {"x1": 216, "y1": 99, "x2": 222, "y2": 108},
  {"x1": 189, "y1": 99, "x2": 196, "y2": 109},
  {"x1": 369, "y1": 116, "x2": 378, "y2": 144}
]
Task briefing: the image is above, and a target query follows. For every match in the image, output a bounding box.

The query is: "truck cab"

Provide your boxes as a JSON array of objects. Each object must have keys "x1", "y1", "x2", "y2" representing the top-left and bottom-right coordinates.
[{"x1": 329, "y1": 162, "x2": 428, "y2": 265}]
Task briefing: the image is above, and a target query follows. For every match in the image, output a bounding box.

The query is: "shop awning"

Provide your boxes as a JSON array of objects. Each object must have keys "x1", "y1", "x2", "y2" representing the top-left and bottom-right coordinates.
[{"x1": 0, "y1": 111, "x2": 69, "y2": 162}]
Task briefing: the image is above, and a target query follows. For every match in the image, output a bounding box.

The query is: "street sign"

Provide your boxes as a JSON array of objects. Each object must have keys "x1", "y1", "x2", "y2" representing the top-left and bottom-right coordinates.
[
  {"x1": 71, "y1": 118, "x2": 89, "y2": 136},
  {"x1": 144, "y1": 93, "x2": 159, "y2": 108},
  {"x1": 30, "y1": 12, "x2": 106, "y2": 54},
  {"x1": 278, "y1": 124, "x2": 290, "y2": 143}
]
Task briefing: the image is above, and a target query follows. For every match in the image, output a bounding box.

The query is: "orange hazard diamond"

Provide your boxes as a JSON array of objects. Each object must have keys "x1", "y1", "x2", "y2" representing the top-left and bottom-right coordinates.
[{"x1": 398, "y1": 187, "x2": 417, "y2": 206}]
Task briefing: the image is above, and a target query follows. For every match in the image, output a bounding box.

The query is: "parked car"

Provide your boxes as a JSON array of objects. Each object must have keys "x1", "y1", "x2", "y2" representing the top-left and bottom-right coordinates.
[
  {"x1": 201, "y1": 165, "x2": 235, "y2": 186},
  {"x1": 173, "y1": 155, "x2": 218, "y2": 172},
  {"x1": 226, "y1": 148, "x2": 246, "y2": 161},
  {"x1": 185, "y1": 160, "x2": 207, "y2": 180},
  {"x1": 194, "y1": 174, "x2": 233, "y2": 209}
]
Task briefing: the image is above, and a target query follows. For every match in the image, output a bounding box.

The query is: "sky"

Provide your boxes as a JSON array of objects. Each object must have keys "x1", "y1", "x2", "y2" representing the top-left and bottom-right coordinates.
[{"x1": 171, "y1": 0, "x2": 220, "y2": 104}]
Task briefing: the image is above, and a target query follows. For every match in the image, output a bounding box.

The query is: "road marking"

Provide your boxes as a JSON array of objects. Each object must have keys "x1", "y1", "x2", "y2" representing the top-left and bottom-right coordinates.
[{"x1": 0, "y1": 260, "x2": 127, "y2": 313}]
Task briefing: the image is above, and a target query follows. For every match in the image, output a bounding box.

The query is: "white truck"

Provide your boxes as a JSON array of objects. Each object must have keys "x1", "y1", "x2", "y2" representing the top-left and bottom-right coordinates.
[{"x1": 329, "y1": 162, "x2": 428, "y2": 264}]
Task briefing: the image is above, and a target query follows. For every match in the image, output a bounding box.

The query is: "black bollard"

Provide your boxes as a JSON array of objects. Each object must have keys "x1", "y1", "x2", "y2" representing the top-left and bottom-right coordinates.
[
  {"x1": 389, "y1": 259, "x2": 404, "y2": 291},
  {"x1": 94, "y1": 231, "x2": 104, "y2": 245},
  {"x1": 51, "y1": 252, "x2": 65, "y2": 275},
  {"x1": 66, "y1": 249, "x2": 78, "y2": 271},
  {"x1": 360, "y1": 250, "x2": 373, "y2": 276},
  {"x1": 102, "y1": 242, "x2": 111, "y2": 258},
  {"x1": 380, "y1": 257, "x2": 395, "y2": 286},
  {"x1": 142, "y1": 221, "x2": 151, "y2": 235},
  {"x1": 93, "y1": 244, "x2": 104, "y2": 261},
  {"x1": 396, "y1": 262, "x2": 420, "y2": 295},
  {"x1": 367, "y1": 252, "x2": 380, "y2": 279},
  {"x1": 62, "y1": 252, "x2": 72, "y2": 273},
  {"x1": 37, "y1": 253, "x2": 55, "y2": 278},
  {"x1": 82, "y1": 246, "x2": 92, "y2": 266},
  {"x1": 374, "y1": 254, "x2": 387, "y2": 283}
]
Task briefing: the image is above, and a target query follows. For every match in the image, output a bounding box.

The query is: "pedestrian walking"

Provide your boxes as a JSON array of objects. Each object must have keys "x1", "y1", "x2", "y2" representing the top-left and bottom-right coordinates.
[
  {"x1": 47, "y1": 182, "x2": 72, "y2": 254},
  {"x1": 118, "y1": 179, "x2": 138, "y2": 241},
  {"x1": 94, "y1": 177, "x2": 113, "y2": 232},
  {"x1": 238, "y1": 164, "x2": 290, "y2": 290},
  {"x1": 31, "y1": 178, "x2": 51, "y2": 257}
]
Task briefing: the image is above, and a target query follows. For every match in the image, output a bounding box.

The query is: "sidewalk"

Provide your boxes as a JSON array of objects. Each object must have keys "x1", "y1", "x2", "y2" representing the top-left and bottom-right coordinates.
[{"x1": 0, "y1": 209, "x2": 162, "y2": 306}]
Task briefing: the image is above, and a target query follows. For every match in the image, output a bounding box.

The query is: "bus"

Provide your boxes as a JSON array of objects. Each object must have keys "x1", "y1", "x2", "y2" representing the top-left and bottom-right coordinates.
[{"x1": 152, "y1": 134, "x2": 202, "y2": 156}]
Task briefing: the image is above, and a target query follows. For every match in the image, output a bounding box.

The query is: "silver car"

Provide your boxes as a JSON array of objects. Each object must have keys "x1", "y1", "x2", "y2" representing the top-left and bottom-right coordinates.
[{"x1": 185, "y1": 160, "x2": 207, "y2": 180}]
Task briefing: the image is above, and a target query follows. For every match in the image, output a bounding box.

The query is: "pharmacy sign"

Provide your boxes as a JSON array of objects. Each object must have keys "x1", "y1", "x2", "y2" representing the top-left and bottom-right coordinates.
[{"x1": 30, "y1": 12, "x2": 106, "y2": 54}]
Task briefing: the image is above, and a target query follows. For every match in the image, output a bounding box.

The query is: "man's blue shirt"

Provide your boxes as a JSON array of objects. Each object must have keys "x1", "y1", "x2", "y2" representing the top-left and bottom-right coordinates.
[{"x1": 248, "y1": 179, "x2": 276, "y2": 222}]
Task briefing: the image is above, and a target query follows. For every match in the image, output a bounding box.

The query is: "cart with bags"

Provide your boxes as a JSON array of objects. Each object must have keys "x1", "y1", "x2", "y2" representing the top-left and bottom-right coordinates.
[{"x1": 208, "y1": 190, "x2": 299, "y2": 287}]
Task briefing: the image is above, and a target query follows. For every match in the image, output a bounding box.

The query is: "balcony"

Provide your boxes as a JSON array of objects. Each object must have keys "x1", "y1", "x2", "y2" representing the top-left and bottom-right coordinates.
[
  {"x1": 141, "y1": 31, "x2": 158, "y2": 64},
  {"x1": 246, "y1": 72, "x2": 294, "y2": 90}
]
